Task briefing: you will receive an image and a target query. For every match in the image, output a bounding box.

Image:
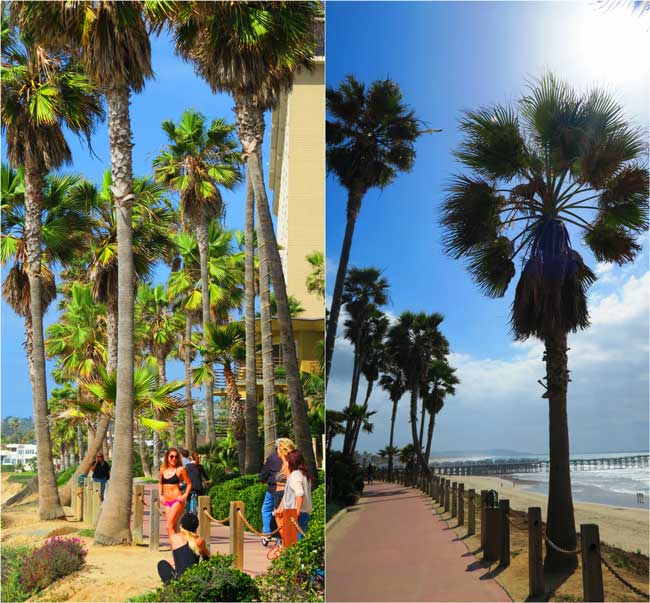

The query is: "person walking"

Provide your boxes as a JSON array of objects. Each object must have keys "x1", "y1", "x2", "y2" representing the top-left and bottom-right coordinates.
[
  {"x1": 367, "y1": 463, "x2": 374, "y2": 485},
  {"x1": 90, "y1": 452, "x2": 110, "y2": 502},
  {"x1": 159, "y1": 448, "x2": 192, "y2": 537},
  {"x1": 276, "y1": 448, "x2": 313, "y2": 544},
  {"x1": 185, "y1": 452, "x2": 210, "y2": 515},
  {"x1": 259, "y1": 440, "x2": 283, "y2": 546},
  {"x1": 157, "y1": 513, "x2": 210, "y2": 584}
]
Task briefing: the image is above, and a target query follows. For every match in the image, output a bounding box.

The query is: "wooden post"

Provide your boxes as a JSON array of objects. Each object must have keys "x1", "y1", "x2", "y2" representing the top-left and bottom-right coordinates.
[
  {"x1": 91, "y1": 481, "x2": 102, "y2": 527},
  {"x1": 467, "y1": 488, "x2": 475, "y2": 535},
  {"x1": 451, "y1": 482, "x2": 458, "y2": 517},
  {"x1": 198, "y1": 495, "x2": 211, "y2": 554},
  {"x1": 75, "y1": 483, "x2": 83, "y2": 522},
  {"x1": 480, "y1": 490, "x2": 488, "y2": 550},
  {"x1": 230, "y1": 500, "x2": 245, "y2": 571},
  {"x1": 444, "y1": 480, "x2": 451, "y2": 513},
  {"x1": 321, "y1": 433, "x2": 326, "y2": 470},
  {"x1": 83, "y1": 478, "x2": 91, "y2": 527},
  {"x1": 528, "y1": 507, "x2": 544, "y2": 599},
  {"x1": 581, "y1": 524, "x2": 604, "y2": 602},
  {"x1": 483, "y1": 508, "x2": 501, "y2": 562},
  {"x1": 149, "y1": 490, "x2": 160, "y2": 551},
  {"x1": 458, "y1": 484, "x2": 465, "y2": 526},
  {"x1": 133, "y1": 484, "x2": 144, "y2": 545},
  {"x1": 499, "y1": 499, "x2": 510, "y2": 567}
]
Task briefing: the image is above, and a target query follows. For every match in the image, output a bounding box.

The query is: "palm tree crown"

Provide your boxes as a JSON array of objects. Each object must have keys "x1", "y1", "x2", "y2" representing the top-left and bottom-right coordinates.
[{"x1": 442, "y1": 74, "x2": 648, "y2": 340}]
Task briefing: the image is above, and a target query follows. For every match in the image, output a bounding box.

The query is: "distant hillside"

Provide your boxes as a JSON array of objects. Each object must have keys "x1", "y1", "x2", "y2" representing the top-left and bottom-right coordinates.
[{"x1": 1, "y1": 417, "x2": 35, "y2": 443}]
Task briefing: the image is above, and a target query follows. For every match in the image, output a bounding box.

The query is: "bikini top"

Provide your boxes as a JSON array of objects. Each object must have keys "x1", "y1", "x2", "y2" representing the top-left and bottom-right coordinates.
[{"x1": 161, "y1": 470, "x2": 180, "y2": 485}]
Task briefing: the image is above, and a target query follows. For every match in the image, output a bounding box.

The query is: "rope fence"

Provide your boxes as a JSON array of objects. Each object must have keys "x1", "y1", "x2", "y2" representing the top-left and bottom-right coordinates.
[
  {"x1": 203, "y1": 509, "x2": 229, "y2": 525},
  {"x1": 598, "y1": 551, "x2": 650, "y2": 599},
  {"x1": 544, "y1": 533, "x2": 581, "y2": 556},
  {"x1": 236, "y1": 509, "x2": 281, "y2": 538},
  {"x1": 290, "y1": 516, "x2": 307, "y2": 538}
]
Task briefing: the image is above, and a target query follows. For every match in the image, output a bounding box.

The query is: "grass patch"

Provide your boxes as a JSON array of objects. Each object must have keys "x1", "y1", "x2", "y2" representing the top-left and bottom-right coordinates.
[
  {"x1": 7, "y1": 471, "x2": 37, "y2": 484},
  {"x1": 135, "y1": 477, "x2": 159, "y2": 484},
  {"x1": 77, "y1": 529, "x2": 95, "y2": 538}
]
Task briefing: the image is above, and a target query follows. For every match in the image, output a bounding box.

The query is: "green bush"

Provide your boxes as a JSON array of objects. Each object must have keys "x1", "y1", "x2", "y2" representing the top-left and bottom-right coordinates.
[
  {"x1": 129, "y1": 555, "x2": 259, "y2": 602},
  {"x1": 239, "y1": 483, "x2": 267, "y2": 533},
  {"x1": 1, "y1": 464, "x2": 16, "y2": 473},
  {"x1": 256, "y1": 484, "x2": 325, "y2": 602},
  {"x1": 19, "y1": 537, "x2": 87, "y2": 594},
  {"x1": 56, "y1": 465, "x2": 78, "y2": 486},
  {"x1": 326, "y1": 451, "x2": 364, "y2": 507},
  {"x1": 209, "y1": 475, "x2": 259, "y2": 523},
  {"x1": 1, "y1": 545, "x2": 31, "y2": 602}
]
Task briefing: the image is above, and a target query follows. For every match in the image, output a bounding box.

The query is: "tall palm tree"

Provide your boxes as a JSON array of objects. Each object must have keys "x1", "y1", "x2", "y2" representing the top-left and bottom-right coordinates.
[
  {"x1": 441, "y1": 74, "x2": 648, "y2": 568},
  {"x1": 379, "y1": 364, "x2": 407, "y2": 480},
  {"x1": 385, "y1": 312, "x2": 448, "y2": 475},
  {"x1": 14, "y1": 0, "x2": 156, "y2": 544},
  {"x1": 421, "y1": 359, "x2": 458, "y2": 465},
  {"x1": 341, "y1": 267, "x2": 389, "y2": 456},
  {"x1": 154, "y1": 109, "x2": 242, "y2": 447},
  {"x1": 1, "y1": 16, "x2": 103, "y2": 520},
  {"x1": 168, "y1": 224, "x2": 245, "y2": 444},
  {"x1": 325, "y1": 76, "x2": 422, "y2": 381},
  {"x1": 163, "y1": 1, "x2": 322, "y2": 479},
  {"x1": 196, "y1": 322, "x2": 246, "y2": 472}
]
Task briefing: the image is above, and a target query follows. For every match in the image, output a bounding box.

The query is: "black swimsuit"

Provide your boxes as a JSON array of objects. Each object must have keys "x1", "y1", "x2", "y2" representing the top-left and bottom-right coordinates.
[{"x1": 161, "y1": 471, "x2": 180, "y2": 485}]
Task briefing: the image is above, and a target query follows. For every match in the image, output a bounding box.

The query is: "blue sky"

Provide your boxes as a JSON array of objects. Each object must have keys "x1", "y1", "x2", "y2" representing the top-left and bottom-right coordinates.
[
  {"x1": 1, "y1": 31, "x2": 272, "y2": 418},
  {"x1": 327, "y1": 2, "x2": 649, "y2": 454}
]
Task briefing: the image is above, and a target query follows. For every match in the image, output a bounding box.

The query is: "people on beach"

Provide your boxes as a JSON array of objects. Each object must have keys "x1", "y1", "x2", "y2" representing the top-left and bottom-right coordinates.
[
  {"x1": 90, "y1": 453, "x2": 111, "y2": 502},
  {"x1": 157, "y1": 513, "x2": 210, "y2": 584},
  {"x1": 367, "y1": 463, "x2": 374, "y2": 484},
  {"x1": 185, "y1": 452, "x2": 210, "y2": 515},
  {"x1": 275, "y1": 448, "x2": 312, "y2": 543},
  {"x1": 259, "y1": 440, "x2": 284, "y2": 547},
  {"x1": 159, "y1": 448, "x2": 191, "y2": 537}
]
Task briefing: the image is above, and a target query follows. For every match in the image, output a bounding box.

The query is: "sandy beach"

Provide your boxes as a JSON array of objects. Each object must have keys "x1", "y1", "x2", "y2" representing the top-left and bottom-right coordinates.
[{"x1": 451, "y1": 475, "x2": 650, "y2": 555}]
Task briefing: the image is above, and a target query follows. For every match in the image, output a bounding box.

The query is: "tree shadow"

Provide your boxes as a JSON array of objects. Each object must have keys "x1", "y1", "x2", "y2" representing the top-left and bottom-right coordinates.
[{"x1": 541, "y1": 566, "x2": 576, "y2": 601}]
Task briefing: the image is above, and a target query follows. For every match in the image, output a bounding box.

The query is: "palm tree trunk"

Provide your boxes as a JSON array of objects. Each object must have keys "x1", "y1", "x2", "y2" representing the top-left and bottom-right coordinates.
[
  {"x1": 544, "y1": 331, "x2": 577, "y2": 570},
  {"x1": 245, "y1": 172, "x2": 262, "y2": 467},
  {"x1": 136, "y1": 423, "x2": 151, "y2": 477},
  {"x1": 77, "y1": 424, "x2": 84, "y2": 462},
  {"x1": 183, "y1": 314, "x2": 195, "y2": 450},
  {"x1": 195, "y1": 218, "x2": 215, "y2": 445},
  {"x1": 236, "y1": 97, "x2": 317, "y2": 481},
  {"x1": 95, "y1": 85, "x2": 135, "y2": 545},
  {"x1": 424, "y1": 411, "x2": 436, "y2": 466},
  {"x1": 408, "y1": 383, "x2": 431, "y2": 476},
  {"x1": 418, "y1": 403, "x2": 426, "y2": 450},
  {"x1": 23, "y1": 153, "x2": 64, "y2": 520},
  {"x1": 224, "y1": 364, "x2": 245, "y2": 473},
  {"x1": 153, "y1": 357, "x2": 166, "y2": 472},
  {"x1": 388, "y1": 398, "x2": 398, "y2": 480},
  {"x1": 259, "y1": 224, "x2": 277, "y2": 460},
  {"x1": 325, "y1": 189, "x2": 363, "y2": 382},
  {"x1": 351, "y1": 378, "x2": 374, "y2": 456}
]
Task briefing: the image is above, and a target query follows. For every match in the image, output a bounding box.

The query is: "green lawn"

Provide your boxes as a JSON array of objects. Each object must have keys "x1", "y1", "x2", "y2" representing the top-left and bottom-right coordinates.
[{"x1": 7, "y1": 472, "x2": 36, "y2": 484}]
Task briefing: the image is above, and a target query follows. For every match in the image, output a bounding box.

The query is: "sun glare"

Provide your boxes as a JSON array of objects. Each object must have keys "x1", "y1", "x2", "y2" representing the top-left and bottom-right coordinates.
[{"x1": 575, "y1": 6, "x2": 650, "y2": 84}]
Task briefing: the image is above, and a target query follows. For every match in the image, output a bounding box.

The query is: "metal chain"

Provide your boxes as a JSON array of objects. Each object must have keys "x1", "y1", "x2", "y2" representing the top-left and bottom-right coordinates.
[
  {"x1": 203, "y1": 509, "x2": 229, "y2": 525},
  {"x1": 544, "y1": 534, "x2": 581, "y2": 555},
  {"x1": 504, "y1": 509, "x2": 529, "y2": 531},
  {"x1": 235, "y1": 509, "x2": 281, "y2": 537},
  {"x1": 598, "y1": 551, "x2": 650, "y2": 599}
]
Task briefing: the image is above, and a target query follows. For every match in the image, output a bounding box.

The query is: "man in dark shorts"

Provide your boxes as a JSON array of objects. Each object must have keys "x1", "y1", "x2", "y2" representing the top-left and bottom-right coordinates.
[{"x1": 259, "y1": 441, "x2": 283, "y2": 546}]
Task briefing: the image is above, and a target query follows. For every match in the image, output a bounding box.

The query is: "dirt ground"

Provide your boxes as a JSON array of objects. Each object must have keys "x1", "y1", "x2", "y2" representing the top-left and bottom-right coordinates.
[{"x1": 1, "y1": 476, "x2": 168, "y2": 602}]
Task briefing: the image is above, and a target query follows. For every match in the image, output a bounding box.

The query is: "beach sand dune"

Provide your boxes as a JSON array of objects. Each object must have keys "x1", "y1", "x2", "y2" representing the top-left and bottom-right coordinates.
[{"x1": 455, "y1": 475, "x2": 649, "y2": 555}]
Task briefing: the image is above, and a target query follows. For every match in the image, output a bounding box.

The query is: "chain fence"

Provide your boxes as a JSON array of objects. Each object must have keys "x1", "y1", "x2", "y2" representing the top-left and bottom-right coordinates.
[
  {"x1": 544, "y1": 533, "x2": 581, "y2": 555},
  {"x1": 598, "y1": 551, "x2": 649, "y2": 599}
]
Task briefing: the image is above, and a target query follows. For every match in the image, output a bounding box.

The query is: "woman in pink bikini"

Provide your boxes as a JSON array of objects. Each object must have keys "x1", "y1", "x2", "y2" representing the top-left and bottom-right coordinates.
[{"x1": 159, "y1": 448, "x2": 191, "y2": 538}]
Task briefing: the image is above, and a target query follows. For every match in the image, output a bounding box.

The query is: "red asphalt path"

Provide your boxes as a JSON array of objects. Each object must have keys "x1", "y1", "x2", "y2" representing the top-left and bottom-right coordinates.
[{"x1": 326, "y1": 481, "x2": 510, "y2": 602}]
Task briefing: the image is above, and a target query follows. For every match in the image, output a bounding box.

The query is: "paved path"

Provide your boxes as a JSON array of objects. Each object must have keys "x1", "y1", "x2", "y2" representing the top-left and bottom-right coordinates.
[
  {"x1": 327, "y1": 481, "x2": 510, "y2": 602},
  {"x1": 132, "y1": 484, "x2": 272, "y2": 577}
]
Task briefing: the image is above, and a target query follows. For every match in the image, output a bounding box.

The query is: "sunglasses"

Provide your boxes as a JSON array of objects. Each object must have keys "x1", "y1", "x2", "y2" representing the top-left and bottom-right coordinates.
[{"x1": 168, "y1": 454, "x2": 178, "y2": 459}]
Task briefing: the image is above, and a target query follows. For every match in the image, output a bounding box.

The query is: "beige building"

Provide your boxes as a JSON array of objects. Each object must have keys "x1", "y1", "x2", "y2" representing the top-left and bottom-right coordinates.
[{"x1": 268, "y1": 35, "x2": 325, "y2": 321}]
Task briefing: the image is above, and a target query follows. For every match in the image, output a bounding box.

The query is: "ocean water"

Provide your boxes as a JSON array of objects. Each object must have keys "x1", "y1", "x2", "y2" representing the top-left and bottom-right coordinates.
[{"x1": 429, "y1": 451, "x2": 650, "y2": 509}]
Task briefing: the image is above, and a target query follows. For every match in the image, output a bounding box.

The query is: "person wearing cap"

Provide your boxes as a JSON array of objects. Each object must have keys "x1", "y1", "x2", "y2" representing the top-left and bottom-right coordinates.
[
  {"x1": 259, "y1": 439, "x2": 284, "y2": 546},
  {"x1": 157, "y1": 513, "x2": 210, "y2": 584}
]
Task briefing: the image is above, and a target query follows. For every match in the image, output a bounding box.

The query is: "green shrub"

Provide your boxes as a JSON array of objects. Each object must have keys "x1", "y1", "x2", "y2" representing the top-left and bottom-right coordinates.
[
  {"x1": 19, "y1": 537, "x2": 87, "y2": 594},
  {"x1": 1, "y1": 545, "x2": 31, "y2": 602},
  {"x1": 326, "y1": 451, "x2": 364, "y2": 507},
  {"x1": 56, "y1": 465, "x2": 78, "y2": 486},
  {"x1": 209, "y1": 475, "x2": 259, "y2": 522},
  {"x1": 1, "y1": 464, "x2": 16, "y2": 473},
  {"x1": 239, "y1": 483, "x2": 267, "y2": 533},
  {"x1": 256, "y1": 486, "x2": 324, "y2": 603},
  {"x1": 129, "y1": 555, "x2": 259, "y2": 602}
]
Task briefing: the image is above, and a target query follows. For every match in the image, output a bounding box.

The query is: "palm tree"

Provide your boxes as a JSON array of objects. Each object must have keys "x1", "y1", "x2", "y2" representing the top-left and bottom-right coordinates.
[
  {"x1": 325, "y1": 76, "x2": 423, "y2": 381},
  {"x1": 306, "y1": 250, "x2": 325, "y2": 299},
  {"x1": 421, "y1": 359, "x2": 458, "y2": 465},
  {"x1": 341, "y1": 267, "x2": 389, "y2": 456},
  {"x1": 196, "y1": 322, "x2": 246, "y2": 472},
  {"x1": 1, "y1": 15, "x2": 103, "y2": 519},
  {"x1": 441, "y1": 74, "x2": 648, "y2": 568},
  {"x1": 154, "y1": 109, "x2": 242, "y2": 447},
  {"x1": 326, "y1": 410, "x2": 346, "y2": 454},
  {"x1": 385, "y1": 312, "x2": 448, "y2": 475},
  {"x1": 14, "y1": 0, "x2": 157, "y2": 544},
  {"x1": 164, "y1": 1, "x2": 322, "y2": 479},
  {"x1": 168, "y1": 224, "x2": 245, "y2": 444},
  {"x1": 379, "y1": 364, "x2": 407, "y2": 480}
]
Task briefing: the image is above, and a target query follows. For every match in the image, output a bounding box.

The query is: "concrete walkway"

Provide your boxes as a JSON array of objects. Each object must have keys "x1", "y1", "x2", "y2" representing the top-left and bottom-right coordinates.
[
  {"x1": 133, "y1": 484, "x2": 272, "y2": 577},
  {"x1": 326, "y1": 481, "x2": 510, "y2": 602}
]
